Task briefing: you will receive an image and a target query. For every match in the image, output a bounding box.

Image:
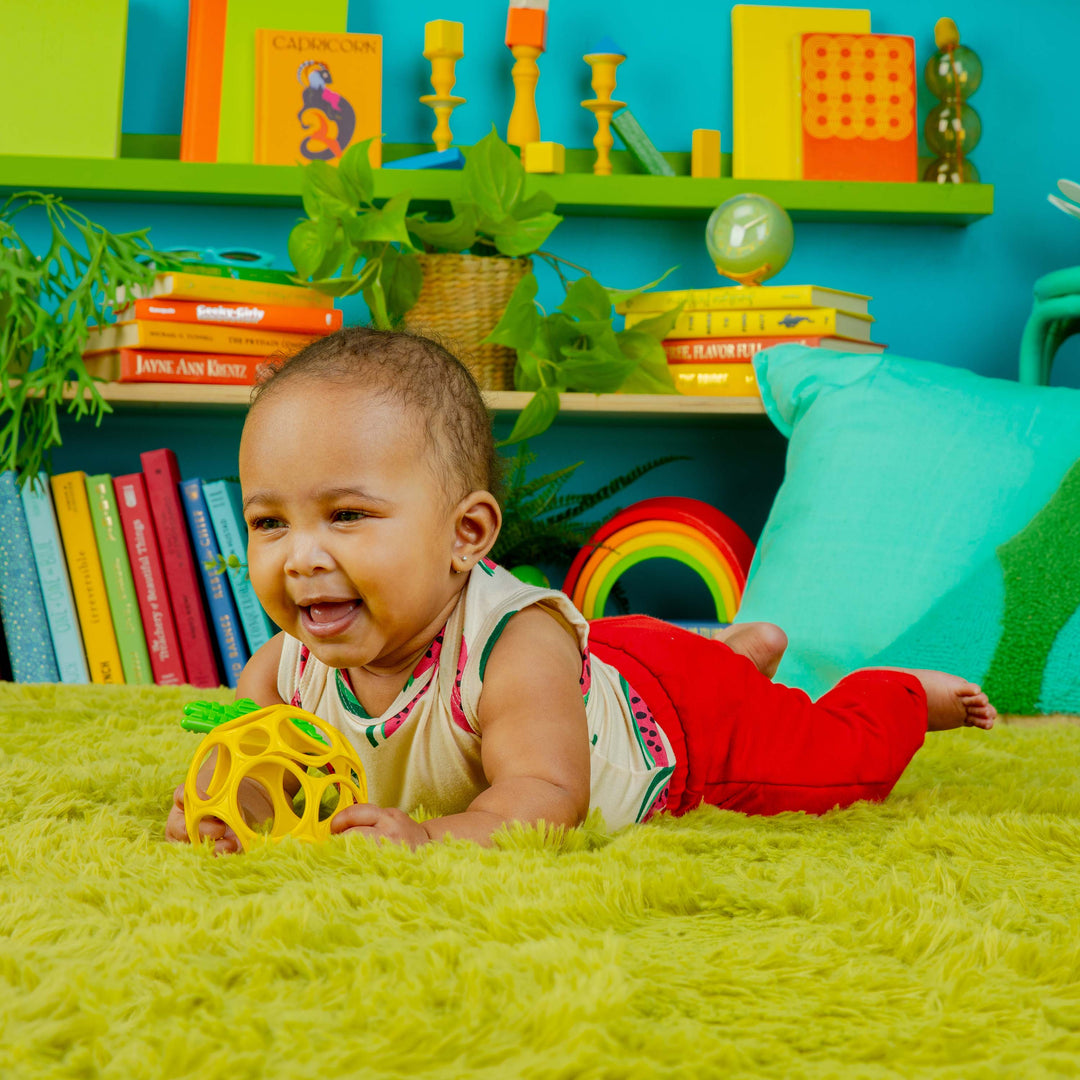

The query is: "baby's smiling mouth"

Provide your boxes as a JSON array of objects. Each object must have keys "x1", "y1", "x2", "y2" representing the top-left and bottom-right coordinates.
[
  {"x1": 297, "y1": 598, "x2": 362, "y2": 635},
  {"x1": 305, "y1": 599, "x2": 360, "y2": 624}
]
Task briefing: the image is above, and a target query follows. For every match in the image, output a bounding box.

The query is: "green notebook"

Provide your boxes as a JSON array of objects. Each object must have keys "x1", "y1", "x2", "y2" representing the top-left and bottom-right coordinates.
[
  {"x1": 1, "y1": 0, "x2": 128, "y2": 157},
  {"x1": 86, "y1": 474, "x2": 153, "y2": 685},
  {"x1": 216, "y1": 0, "x2": 349, "y2": 164}
]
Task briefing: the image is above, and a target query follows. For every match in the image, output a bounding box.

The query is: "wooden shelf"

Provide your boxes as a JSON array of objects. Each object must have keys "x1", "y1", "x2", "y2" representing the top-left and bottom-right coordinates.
[
  {"x1": 0, "y1": 140, "x2": 993, "y2": 225},
  {"x1": 66, "y1": 381, "x2": 766, "y2": 419}
]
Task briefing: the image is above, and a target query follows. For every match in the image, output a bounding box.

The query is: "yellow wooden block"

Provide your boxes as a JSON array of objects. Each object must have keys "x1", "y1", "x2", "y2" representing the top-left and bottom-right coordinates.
[
  {"x1": 424, "y1": 19, "x2": 463, "y2": 56},
  {"x1": 524, "y1": 141, "x2": 565, "y2": 173},
  {"x1": 691, "y1": 129, "x2": 721, "y2": 178}
]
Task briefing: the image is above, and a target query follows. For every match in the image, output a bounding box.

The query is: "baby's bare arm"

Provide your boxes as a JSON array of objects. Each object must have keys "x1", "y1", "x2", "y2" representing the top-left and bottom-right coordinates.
[{"x1": 420, "y1": 607, "x2": 591, "y2": 845}]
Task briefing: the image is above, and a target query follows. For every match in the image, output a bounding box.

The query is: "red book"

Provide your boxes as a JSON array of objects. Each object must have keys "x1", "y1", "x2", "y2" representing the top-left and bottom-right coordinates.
[
  {"x1": 663, "y1": 336, "x2": 886, "y2": 363},
  {"x1": 113, "y1": 473, "x2": 187, "y2": 686},
  {"x1": 83, "y1": 349, "x2": 269, "y2": 386},
  {"x1": 120, "y1": 298, "x2": 343, "y2": 335},
  {"x1": 180, "y1": 0, "x2": 228, "y2": 163},
  {"x1": 140, "y1": 449, "x2": 220, "y2": 688}
]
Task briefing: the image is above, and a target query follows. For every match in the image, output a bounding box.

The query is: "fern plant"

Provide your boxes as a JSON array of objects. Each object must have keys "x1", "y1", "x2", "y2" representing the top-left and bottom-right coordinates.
[{"x1": 491, "y1": 443, "x2": 687, "y2": 572}]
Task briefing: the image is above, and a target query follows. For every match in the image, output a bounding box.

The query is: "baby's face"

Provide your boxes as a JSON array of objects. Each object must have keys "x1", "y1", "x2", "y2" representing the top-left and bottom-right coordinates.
[{"x1": 238, "y1": 381, "x2": 464, "y2": 677}]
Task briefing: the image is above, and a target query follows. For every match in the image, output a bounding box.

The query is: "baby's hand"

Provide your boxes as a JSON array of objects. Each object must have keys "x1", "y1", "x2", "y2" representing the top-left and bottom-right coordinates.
[
  {"x1": 330, "y1": 803, "x2": 429, "y2": 849},
  {"x1": 165, "y1": 783, "x2": 243, "y2": 855}
]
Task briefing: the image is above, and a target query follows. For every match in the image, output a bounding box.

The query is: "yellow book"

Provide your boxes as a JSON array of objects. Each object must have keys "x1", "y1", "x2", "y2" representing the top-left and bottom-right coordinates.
[
  {"x1": 670, "y1": 364, "x2": 761, "y2": 397},
  {"x1": 82, "y1": 321, "x2": 316, "y2": 358},
  {"x1": 618, "y1": 284, "x2": 871, "y2": 316},
  {"x1": 731, "y1": 5, "x2": 870, "y2": 180},
  {"x1": 254, "y1": 30, "x2": 382, "y2": 167},
  {"x1": 113, "y1": 272, "x2": 334, "y2": 310},
  {"x1": 626, "y1": 308, "x2": 875, "y2": 342},
  {"x1": 50, "y1": 472, "x2": 124, "y2": 685}
]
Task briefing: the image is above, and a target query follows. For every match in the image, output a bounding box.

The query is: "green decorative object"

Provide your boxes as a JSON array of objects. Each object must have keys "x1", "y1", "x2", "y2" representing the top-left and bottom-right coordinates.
[
  {"x1": 923, "y1": 18, "x2": 983, "y2": 184},
  {"x1": 704, "y1": 193, "x2": 794, "y2": 285},
  {"x1": 610, "y1": 109, "x2": 676, "y2": 177}
]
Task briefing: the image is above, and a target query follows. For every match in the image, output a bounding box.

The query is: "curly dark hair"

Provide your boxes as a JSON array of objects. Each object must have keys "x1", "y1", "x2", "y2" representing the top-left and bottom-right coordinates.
[{"x1": 249, "y1": 326, "x2": 502, "y2": 504}]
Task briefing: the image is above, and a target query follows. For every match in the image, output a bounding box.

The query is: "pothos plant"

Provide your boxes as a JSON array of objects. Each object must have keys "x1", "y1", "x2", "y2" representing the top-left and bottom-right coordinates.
[
  {"x1": 287, "y1": 129, "x2": 683, "y2": 443},
  {"x1": 0, "y1": 191, "x2": 175, "y2": 485}
]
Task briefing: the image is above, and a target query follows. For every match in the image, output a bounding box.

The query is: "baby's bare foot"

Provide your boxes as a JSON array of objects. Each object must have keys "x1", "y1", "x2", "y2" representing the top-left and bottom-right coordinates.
[
  {"x1": 874, "y1": 667, "x2": 997, "y2": 730},
  {"x1": 719, "y1": 622, "x2": 789, "y2": 678}
]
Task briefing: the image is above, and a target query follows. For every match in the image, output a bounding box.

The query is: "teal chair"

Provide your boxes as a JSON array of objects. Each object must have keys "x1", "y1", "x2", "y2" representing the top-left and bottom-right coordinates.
[{"x1": 1019, "y1": 266, "x2": 1080, "y2": 385}]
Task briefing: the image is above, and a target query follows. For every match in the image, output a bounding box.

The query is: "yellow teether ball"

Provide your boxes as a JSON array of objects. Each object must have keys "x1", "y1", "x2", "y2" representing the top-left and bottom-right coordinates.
[{"x1": 184, "y1": 704, "x2": 368, "y2": 852}]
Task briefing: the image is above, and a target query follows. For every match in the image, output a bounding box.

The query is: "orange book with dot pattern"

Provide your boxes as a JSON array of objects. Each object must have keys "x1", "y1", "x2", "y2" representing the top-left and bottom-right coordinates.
[{"x1": 798, "y1": 33, "x2": 917, "y2": 182}]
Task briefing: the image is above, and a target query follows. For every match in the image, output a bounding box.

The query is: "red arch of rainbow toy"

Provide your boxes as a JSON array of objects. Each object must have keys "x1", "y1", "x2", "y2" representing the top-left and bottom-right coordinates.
[{"x1": 562, "y1": 497, "x2": 756, "y2": 621}]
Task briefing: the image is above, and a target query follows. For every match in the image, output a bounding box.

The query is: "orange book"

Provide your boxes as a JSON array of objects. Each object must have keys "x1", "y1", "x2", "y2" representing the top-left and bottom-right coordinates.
[
  {"x1": 180, "y1": 0, "x2": 228, "y2": 163},
  {"x1": 122, "y1": 298, "x2": 343, "y2": 335},
  {"x1": 798, "y1": 32, "x2": 918, "y2": 182},
  {"x1": 253, "y1": 29, "x2": 382, "y2": 167},
  {"x1": 82, "y1": 321, "x2": 315, "y2": 358},
  {"x1": 664, "y1": 336, "x2": 886, "y2": 364},
  {"x1": 82, "y1": 350, "x2": 270, "y2": 386}
]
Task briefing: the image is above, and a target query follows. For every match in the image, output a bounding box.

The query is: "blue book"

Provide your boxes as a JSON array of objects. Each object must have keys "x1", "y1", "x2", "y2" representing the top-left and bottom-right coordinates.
[
  {"x1": 0, "y1": 472, "x2": 60, "y2": 682},
  {"x1": 180, "y1": 478, "x2": 250, "y2": 689},
  {"x1": 19, "y1": 473, "x2": 90, "y2": 684},
  {"x1": 383, "y1": 147, "x2": 465, "y2": 171},
  {"x1": 201, "y1": 479, "x2": 274, "y2": 656}
]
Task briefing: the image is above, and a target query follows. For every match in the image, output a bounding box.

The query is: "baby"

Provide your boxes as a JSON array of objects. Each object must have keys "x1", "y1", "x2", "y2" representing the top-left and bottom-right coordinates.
[{"x1": 166, "y1": 327, "x2": 995, "y2": 854}]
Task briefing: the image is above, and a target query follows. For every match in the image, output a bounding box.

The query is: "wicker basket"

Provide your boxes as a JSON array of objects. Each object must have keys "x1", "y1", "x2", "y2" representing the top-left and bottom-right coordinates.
[{"x1": 404, "y1": 253, "x2": 532, "y2": 391}]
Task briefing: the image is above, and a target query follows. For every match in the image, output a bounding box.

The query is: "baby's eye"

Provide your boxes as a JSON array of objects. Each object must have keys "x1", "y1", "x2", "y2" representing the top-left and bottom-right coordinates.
[
  {"x1": 249, "y1": 516, "x2": 285, "y2": 532},
  {"x1": 333, "y1": 509, "x2": 368, "y2": 523}
]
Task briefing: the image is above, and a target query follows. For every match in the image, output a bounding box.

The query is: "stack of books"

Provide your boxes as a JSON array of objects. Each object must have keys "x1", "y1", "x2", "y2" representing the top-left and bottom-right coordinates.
[
  {"x1": 82, "y1": 264, "x2": 342, "y2": 387},
  {"x1": 0, "y1": 449, "x2": 280, "y2": 690},
  {"x1": 618, "y1": 284, "x2": 884, "y2": 397}
]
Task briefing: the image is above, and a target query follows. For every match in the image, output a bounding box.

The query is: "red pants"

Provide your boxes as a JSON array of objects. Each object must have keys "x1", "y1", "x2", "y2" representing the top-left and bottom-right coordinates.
[{"x1": 588, "y1": 615, "x2": 927, "y2": 817}]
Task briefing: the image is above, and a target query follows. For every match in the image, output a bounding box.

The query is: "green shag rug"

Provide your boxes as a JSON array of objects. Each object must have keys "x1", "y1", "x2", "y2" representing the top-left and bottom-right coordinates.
[{"x1": 3, "y1": 685, "x2": 1080, "y2": 1079}]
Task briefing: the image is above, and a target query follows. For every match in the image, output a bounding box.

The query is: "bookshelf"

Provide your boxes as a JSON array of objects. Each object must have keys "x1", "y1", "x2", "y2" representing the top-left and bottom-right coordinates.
[{"x1": 0, "y1": 139, "x2": 994, "y2": 226}]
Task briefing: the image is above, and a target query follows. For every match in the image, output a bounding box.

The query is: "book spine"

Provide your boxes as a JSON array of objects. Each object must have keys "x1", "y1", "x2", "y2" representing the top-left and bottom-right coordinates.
[
  {"x1": 180, "y1": 0, "x2": 226, "y2": 163},
  {"x1": 664, "y1": 336, "x2": 828, "y2": 363},
  {"x1": 626, "y1": 309, "x2": 845, "y2": 339},
  {"x1": 113, "y1": 474, "x2": 188, "y2": 686},
  {"x1": 50, "y1": 472, "x2": 124, "y2": 685},
  {"x1": 669, "y1": 364, "x2": 761, "y2": 397},
  {"x1": 201, "y1": 480, "x2": 274, "y2": 655},
  {"x1": 620, "y1": 286, "x2": 818, "y2": 315},
  {"x1": 128, "y1": 299, "x2": 342, "y2": 335},
  {"x1": 180, "y1": 479, "x2": 250, "y2": 688},
  {"x1": 0, "y1": 472, "x2": 60, "y2": 683},
  {"x1": 140, "y1": 449, "x2": 221, "y2": 688},
  {"x1": 86, "y1": 475, "x2": 154, "y2": 684},
  {"x1": 19, "y1": 473, "x2": 90, "y2": 684},
  {"x1": 84, "y1": 322, "x2": 316, "y2": 358},
  {"x1": 115, "y1": 273, "x2": 335, "y2": 310},
  {"x1": 610, "y1": 110, "x2": 676, "y2": 177},
  {"x1": 84, "y1": 350, "x2": 267, "y2": 386}
]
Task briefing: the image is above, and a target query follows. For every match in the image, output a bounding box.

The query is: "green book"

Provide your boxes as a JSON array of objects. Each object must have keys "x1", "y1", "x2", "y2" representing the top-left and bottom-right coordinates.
[
  {"x1": 216, "y1": 0, "x2": 349, "y2": 164},
  {"x1": 611, "y1": 110, "x2": 676, "y2": 178},
  {"x1": 151, "y1": 261, "x2": 299, "y2": 286},
  {"x1": 86, "y1": 474, "x2": 153, "y2": 685},
  {"x1": 1, "y1": 0, "x2": 128, "y2": 157}
]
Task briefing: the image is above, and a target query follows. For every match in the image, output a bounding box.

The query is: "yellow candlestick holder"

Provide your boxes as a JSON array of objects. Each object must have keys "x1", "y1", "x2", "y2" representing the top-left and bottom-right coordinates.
[
  {"x1": 507, "y1": 44, "x2": 543, "y2": 164},
  {"x1": 581, "y1": 51, "x2": 626, "y2": 176},
  {"x1": 420, "y1": 20, "x2": 465, "y2": 152}
]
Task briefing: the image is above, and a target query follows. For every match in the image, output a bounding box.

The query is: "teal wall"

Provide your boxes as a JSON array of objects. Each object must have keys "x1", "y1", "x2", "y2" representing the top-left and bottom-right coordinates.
[{"x1": 40, "y1": 0, "x2": 1080, "y2": 617}]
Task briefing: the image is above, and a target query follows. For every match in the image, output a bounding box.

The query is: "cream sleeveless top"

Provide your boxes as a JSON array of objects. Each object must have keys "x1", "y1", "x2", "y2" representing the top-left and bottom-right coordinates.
[{"x1": 277, "y1": 559, "x2": 676, "y2": 831}]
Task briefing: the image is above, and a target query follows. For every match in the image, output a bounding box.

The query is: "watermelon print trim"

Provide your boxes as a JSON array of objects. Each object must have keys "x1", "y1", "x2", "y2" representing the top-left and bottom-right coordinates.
[
  {"x1": 637, "y1": 765, "x2": 674, "y2": 822},
  {"x1": 479, "y1": 558, "x2": 497, "y2": 577},
  {"x1": 620, "y1": 674, "x2": 670, "y2": 771},
  {"x1": 477, "y1": 611, "x2": 517, "y2": 683},
  {"x1": 449, "y1": 636, "x2": 471, "y2": 733}
]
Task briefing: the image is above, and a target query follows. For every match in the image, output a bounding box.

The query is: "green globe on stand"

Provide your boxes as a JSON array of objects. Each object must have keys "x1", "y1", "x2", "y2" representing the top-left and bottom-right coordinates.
[{"x1": 705, "y1": 194, "x2": 795, "y2": 285}]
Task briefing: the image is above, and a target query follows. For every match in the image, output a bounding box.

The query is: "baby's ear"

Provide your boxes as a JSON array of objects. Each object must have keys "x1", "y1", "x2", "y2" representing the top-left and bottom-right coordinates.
[{"x1": 451, "y1": 490, "x2": 501, "y2": 569}]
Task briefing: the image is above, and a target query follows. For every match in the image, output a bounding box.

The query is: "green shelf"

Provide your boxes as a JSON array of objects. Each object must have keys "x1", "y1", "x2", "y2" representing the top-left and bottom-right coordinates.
[{"x1": 0, "y1": 138, "x2": 993, "y2": 225}]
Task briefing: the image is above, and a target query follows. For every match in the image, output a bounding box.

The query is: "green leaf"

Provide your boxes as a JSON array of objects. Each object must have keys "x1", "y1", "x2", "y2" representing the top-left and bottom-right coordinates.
[
  {"x1": 499, "y1": 386, "x2": 560, "y2": 446},
  {"x1": 288, "y1": 220, "x2": 324, "y2": 280},
  {"x1": 464, "y1": 127, "x2": 527, "y2": 233},
  {"x1": 294, "y1": 273, "x2": 365, "y2": 297},
  {"x1": 381, "y1": 248, "x2": 423, "y2": 322},
  {"x1": 484, "y1": 272, "x2": 540, "y2": 351},
  {"x1": 555, "y1": 345, "x2": 636, "y2": 393},
  {"x1": 491, "y1": 211, "x2": 562, "y2": 257},
  {"x1": 406, "y1": 207, "x2": 479, "y2": 253},
  {"x1": 605, "y1": 266, "x2": 680, "y2": 310},
  {"x1": 513, "y1": 349, "x2": 543, "y2": 391},
  {"x1": 559, "y1": 275, "x2": 613, "y2": 323},
  {"x1": 621, "y1": 301, "x2": 686, "y2": 341},
  {"x1": 301, "y1": 159, "x2": 352, "y2": 220},
  {"x1": 615, "y1": 330, "x2": 678, "y2": 394},
  {"x1": 337, "y1": 138, "x2": 375, "y2": 205},
  {"x1": 342, "y1": 192, "x2": 415, "y2": 247},
  {"x1": 513, "y1": 190, "x2": 557, "y2": 220}
]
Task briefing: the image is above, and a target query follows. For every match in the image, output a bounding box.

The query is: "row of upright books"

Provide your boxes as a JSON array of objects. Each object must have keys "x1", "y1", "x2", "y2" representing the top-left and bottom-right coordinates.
[
  {"x1": 82, "y1": 264, "x2": 341, "y2": 387},
  {"x1": 617, "y1": 283, "x2": 884, "y2": 398},
  {"x1": 0, "y1": 450, "x2": 275, "y2": 689}
]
